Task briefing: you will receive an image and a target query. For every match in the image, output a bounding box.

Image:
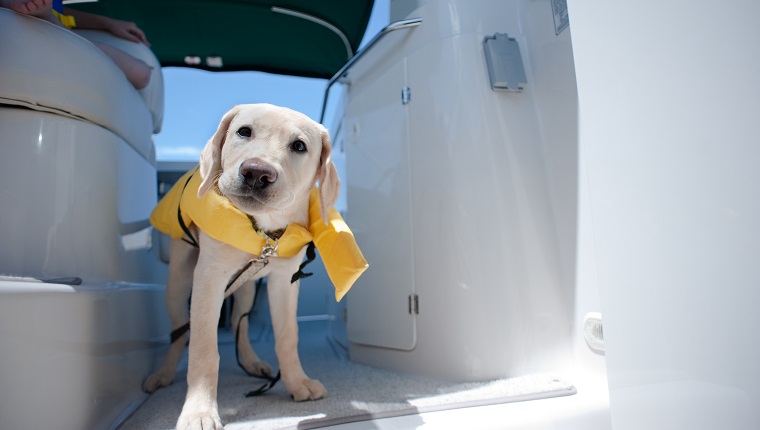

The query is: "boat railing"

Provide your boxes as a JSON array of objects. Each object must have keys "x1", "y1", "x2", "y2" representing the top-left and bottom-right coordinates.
[{"x1": 319, "y1": 18, "x2": 423, "y2": 123}]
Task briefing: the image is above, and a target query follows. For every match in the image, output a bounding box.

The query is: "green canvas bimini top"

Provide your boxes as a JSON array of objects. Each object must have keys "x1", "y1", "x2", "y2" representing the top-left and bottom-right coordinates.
[{"x1": 70, "y1": 0, "x2": 375, "y2": 79}]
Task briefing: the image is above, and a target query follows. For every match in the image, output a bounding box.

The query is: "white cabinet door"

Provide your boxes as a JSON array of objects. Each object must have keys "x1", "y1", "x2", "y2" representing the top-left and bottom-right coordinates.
[{"x1": 345, "y1": 58, "x2": 417, "y2": 351}]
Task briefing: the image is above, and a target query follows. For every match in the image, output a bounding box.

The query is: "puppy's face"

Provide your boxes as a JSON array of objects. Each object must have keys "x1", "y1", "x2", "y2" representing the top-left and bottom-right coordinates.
[{"x1": 198, "y1": 104, "x2": 339, "y2": 222}]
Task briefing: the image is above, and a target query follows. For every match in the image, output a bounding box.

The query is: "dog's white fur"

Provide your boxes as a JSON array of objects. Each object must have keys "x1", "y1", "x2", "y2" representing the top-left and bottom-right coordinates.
[{"x1": 143, "y1": 104, "x2": 339, "y2": 430}]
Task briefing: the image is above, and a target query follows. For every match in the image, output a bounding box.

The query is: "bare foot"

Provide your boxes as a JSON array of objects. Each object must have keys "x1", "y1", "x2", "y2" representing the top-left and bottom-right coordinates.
[{"x1": 0, "y1": 0, "x2": 54, "y2": 18}]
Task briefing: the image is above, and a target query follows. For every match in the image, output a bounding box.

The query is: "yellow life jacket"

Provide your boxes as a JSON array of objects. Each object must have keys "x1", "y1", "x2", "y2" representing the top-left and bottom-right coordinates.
[{"x1": 150, "y1": 168, "x2": 367, "y2": 301}]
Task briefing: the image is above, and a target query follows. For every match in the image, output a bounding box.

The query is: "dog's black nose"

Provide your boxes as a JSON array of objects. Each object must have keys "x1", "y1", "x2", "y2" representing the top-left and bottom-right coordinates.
[{"x1": 239, "y1": 158, "x2": 278, "y2": 189}]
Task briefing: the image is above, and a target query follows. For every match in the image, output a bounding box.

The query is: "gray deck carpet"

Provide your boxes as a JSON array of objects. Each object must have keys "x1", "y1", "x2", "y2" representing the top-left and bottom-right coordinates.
[{"x1": 119, "y1": 321, "x2": 575, "y2": 430}]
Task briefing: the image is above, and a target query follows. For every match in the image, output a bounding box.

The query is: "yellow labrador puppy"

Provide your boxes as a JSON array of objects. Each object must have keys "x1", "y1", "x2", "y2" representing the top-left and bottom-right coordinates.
[{"x1": 145, "y1": 104, "x2": 341, "y2": 429}]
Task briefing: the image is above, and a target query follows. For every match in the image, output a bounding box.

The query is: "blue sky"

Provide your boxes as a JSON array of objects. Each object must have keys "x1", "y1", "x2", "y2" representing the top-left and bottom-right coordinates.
[{"x1": 154, "y1": 0, "x2": 390, "y2": 161}]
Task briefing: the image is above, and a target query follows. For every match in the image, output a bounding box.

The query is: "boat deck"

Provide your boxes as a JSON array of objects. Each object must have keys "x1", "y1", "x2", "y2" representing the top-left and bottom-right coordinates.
[{"x1": 119, "y1": 314, "x2": 601, "y2": 430}]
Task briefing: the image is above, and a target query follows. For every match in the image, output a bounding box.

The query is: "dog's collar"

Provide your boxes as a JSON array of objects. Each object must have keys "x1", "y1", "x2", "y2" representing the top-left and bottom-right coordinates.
[{"x1": 247, "y1": 215, "x2": 286, "y2": 241}]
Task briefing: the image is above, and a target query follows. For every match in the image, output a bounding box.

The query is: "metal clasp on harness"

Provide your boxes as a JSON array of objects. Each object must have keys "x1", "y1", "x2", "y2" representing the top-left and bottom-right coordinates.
[{"x1": 258, "y1": 238, "x2": 279, "y2": 260}]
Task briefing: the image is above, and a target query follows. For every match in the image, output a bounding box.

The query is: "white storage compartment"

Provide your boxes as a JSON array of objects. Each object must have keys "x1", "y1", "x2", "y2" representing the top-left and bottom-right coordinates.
[{"x1": 342, "y1": 0, "x2": 579, "y2": 381}]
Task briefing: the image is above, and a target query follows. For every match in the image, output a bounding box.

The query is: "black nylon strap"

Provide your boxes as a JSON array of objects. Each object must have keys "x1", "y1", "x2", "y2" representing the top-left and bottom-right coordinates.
[
  {"x1": 177, "y1": 168, "x2": 200, "y2": 248},
  {"x1": 291, "y1": 242, "x2": 316, "y2": 283},
  {"x1": 170, "y1": 322, "x2": 190, "y2": 344},
  {"x1": 236, "y1": 311, "x2": 282, "y2": 396},
  {"x1": 245, "y1": 371, "x2": 281, "y2": 397},
  {"x1": 235, "y1": 311, "x2": 257, "y2": 376}
]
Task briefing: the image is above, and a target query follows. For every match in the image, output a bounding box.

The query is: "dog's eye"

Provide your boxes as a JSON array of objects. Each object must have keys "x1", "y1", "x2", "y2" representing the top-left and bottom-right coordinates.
[
  {"x1": 236, "y1": 127, "x2": 252, "y2": 138},
  {"x1": 291, "y1": 140, "x2": 307, "y2": 153}
]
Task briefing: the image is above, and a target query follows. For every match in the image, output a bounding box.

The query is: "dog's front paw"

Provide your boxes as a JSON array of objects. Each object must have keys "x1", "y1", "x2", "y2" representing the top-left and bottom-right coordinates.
[
  {"x1": 176, "y1": 410, "x2": 223, "y2": 430},
  {"x1": 285, "y1": 377, "x2": 327, "y2": 401},
  {"x1": 143, "y1": 368, "x2": 176, "y2": 393}
]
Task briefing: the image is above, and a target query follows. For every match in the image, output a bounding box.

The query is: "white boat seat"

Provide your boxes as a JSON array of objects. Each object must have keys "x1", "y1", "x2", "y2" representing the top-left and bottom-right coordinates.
[
  {"x1": 74, "y1": 28, "x2": 164, "y2": 134},
  {"x1": 0, "y1": 8, "x2": 162, "y2": 162}
]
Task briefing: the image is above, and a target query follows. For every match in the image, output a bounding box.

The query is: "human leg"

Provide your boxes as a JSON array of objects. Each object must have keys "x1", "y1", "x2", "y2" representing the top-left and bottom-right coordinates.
[
  {"x1": 93, "y1": 41, "x2": 152, "y2": 89},
  {"x1": 0, "y1": 0, "x2": 53, "y2": 18}
]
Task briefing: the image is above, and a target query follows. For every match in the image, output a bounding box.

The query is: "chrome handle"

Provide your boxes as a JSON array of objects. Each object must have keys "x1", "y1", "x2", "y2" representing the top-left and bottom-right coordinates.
[{"x1": 319, "y1": 18, "x2": 423, "y2": 123}]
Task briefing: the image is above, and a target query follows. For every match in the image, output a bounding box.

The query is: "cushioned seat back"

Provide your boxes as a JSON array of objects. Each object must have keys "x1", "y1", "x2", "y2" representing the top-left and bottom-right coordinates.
[
  {"x1": 0, "y1": 8, "x2": 162, "y2": 162},
  {"x1": 74, "y1": 29, "x2": 164, "y2": 133}
]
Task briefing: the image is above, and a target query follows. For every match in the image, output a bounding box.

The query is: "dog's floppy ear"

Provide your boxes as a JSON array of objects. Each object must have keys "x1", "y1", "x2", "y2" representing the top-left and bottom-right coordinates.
[
  {"x1": 198, "y1": 106, "x2": 240, "y2": 197},
  {"x1": 316, "y1": 127, "x2": 340, "y2": 224}
]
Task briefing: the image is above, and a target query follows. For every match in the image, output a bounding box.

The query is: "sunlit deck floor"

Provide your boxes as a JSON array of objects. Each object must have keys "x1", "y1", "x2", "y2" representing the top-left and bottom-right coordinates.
[{"x1": 119, "y1": 316, "x2": 599, "y2": 430}]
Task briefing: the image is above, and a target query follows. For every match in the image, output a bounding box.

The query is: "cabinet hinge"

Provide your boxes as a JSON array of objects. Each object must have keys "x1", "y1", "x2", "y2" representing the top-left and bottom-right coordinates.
[
  {"x1": 401, "y1": 86, "x2": 411, "y2": 105},
  {"x1": 408, "y1": 294, "x2": 419, "y2": 315}
]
